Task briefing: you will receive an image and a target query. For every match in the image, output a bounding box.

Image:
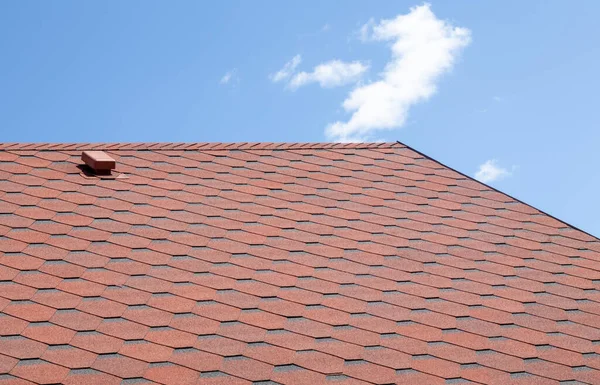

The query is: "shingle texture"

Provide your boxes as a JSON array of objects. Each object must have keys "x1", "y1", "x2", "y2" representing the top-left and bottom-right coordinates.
[{"x1": 1, "y1": 141, "x2": 600, "y2": 385}]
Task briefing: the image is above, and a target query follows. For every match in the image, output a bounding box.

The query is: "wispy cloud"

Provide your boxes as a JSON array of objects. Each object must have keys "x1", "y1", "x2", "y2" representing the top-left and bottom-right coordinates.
[
  {"x1": 357, "y1": 18, "x2": 375, "y2": 42},
  {"x1": 270, "y1": 55, "x2": 302, "y2": 83},
  {"x1": 220, "y1": 69, "x2": 238, "y2": 85},
  {"x1": 298, "y1": 24, "x2": 332, "y2": 40},
  {"x1": 289, "y1": 60, "x2": 368, "y2": 90},
  {"x1": 475, "y1": 160, "x2": 512, "y2": 183},
  {"x1": 326, "y1": 3, "x2": 471, "y2": 142},
  {"x1": 271, "y1": 55, "x2": 367, "y2": 91}
]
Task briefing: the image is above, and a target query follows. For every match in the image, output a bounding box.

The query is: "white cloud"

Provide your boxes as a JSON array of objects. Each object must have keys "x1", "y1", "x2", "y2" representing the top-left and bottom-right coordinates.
[
  {"x1": 322, "y1": 24, "x2": 331, "y2": 32},
  {"x1": 220, "y1": 69, "x2": 238, "y2": 85},
  {"x1": 289, "y1": 60, "x2": 369, "y2": 90},
  {"x1": 270, "y1": 55, "x2": 302, "y2": 83},
  {"x1": 358, "y1": 18, "x2": 375, "y2": 42},
  {"x1": 475, "y1": 160, "x2": 512, "y2": 183},
  {"x1": 326, "y1": 3, "x2": 471, "y2": 142}
]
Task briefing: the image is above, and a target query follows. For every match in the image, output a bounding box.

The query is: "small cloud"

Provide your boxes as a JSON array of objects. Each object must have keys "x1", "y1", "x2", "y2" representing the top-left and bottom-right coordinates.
[
  {"x1": 357, "y1": 18, "x2": 375, "y2": 42},
  {"x1": 289, "y1": 60, "x2": 369, "y2": 90},
  {"x1": 220, "y1": 69, "x2": 238, "y2": 85},
  {"x1": 270, "y1": 55, "x2": 302, "y2": 83},
  {"x1": 474, "y1": 160, "x2": 512, "y2": 183},
  {"x1": 298, "y1": 24, "x2": 332, "y2": 40},
  {"x1": 326, "y1": 3, "x2": 471, "y2": 142},
  {"x1": 493, "y1": 96, "x2": 503, "y2": 102}
]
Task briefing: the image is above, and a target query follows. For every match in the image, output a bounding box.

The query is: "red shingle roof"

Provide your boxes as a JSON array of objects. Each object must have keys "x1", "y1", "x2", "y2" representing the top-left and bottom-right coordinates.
[{"x1": 1, "y1": 142, "x2": 599, "y2": 385}]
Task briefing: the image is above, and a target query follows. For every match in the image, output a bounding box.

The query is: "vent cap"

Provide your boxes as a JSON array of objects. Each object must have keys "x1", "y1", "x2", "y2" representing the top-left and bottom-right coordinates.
[{"x1": 81, "y1": 151, "x2": 116, "y2": 175}]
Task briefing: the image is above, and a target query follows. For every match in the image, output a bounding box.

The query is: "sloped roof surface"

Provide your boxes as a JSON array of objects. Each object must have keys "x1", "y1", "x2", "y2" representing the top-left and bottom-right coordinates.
[{"x1": 1, "y1": 142, "x2": 600, "y2": 385}]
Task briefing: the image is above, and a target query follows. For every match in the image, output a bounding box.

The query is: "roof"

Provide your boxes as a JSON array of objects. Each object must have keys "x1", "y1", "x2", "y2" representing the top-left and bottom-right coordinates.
[{"x1": 1, "y1": 141, "x2": 600, "y2": 385}]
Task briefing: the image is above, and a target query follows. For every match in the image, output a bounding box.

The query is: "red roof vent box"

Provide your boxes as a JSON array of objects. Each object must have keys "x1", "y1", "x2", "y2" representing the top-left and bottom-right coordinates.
[{"x1": 81, "y1": 150, "x2": 116, "y2": 175}]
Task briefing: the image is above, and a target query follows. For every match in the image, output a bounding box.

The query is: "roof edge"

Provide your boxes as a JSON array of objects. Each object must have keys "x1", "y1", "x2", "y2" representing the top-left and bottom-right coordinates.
[
  {"x1": 397, "y1": 140, "x2": 600, "y2": 242},
  {"x1": 0, "y1": 142, "x2": 403, "y2": 151}
]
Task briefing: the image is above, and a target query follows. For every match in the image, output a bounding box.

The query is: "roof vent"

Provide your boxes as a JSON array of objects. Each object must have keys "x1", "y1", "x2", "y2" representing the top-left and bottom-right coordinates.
[{"x1": 81, "y1": 151, "x2": 116, "y2": 175}]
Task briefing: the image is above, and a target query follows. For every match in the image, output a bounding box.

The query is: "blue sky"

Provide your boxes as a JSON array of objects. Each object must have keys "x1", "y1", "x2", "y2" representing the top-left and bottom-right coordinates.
[{"x1": 1, "y1": 1, "x2": 599, "y2": 237}]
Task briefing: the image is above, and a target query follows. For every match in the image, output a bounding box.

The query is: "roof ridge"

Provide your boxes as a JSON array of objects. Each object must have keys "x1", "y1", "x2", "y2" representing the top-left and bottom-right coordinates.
[
  {"x1": 398, "y1": 140, "x2": 600, "y2": 242},
  {"x1": 0, "y1": 142, "x2": 403, "y2": 151}
]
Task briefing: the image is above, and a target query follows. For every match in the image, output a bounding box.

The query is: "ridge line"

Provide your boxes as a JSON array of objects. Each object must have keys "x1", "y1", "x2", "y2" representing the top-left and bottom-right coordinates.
[
  {"x1": 0, "y1": 142, "x2": 403, "y2": 151},
  {"x1": 397, "y1": 140, "x2": 600, "y2": 242}
]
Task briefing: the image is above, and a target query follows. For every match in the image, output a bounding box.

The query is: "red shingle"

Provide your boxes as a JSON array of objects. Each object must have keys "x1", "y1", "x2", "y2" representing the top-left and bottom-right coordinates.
[{"x1": 9, "y1": 359, "x2": 70, "y2": 384}]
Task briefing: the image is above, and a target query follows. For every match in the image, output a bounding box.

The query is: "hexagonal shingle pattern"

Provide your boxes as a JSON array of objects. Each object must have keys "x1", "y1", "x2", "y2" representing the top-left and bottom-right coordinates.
[{"x1": 1, "y1": 141, "x2": 600, "y2": 385}]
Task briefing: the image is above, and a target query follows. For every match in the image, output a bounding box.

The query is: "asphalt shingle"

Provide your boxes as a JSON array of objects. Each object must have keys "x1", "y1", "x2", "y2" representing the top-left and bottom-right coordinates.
[{"x1": 0, "y1": 141, "x2": 599, "y2": 385}]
